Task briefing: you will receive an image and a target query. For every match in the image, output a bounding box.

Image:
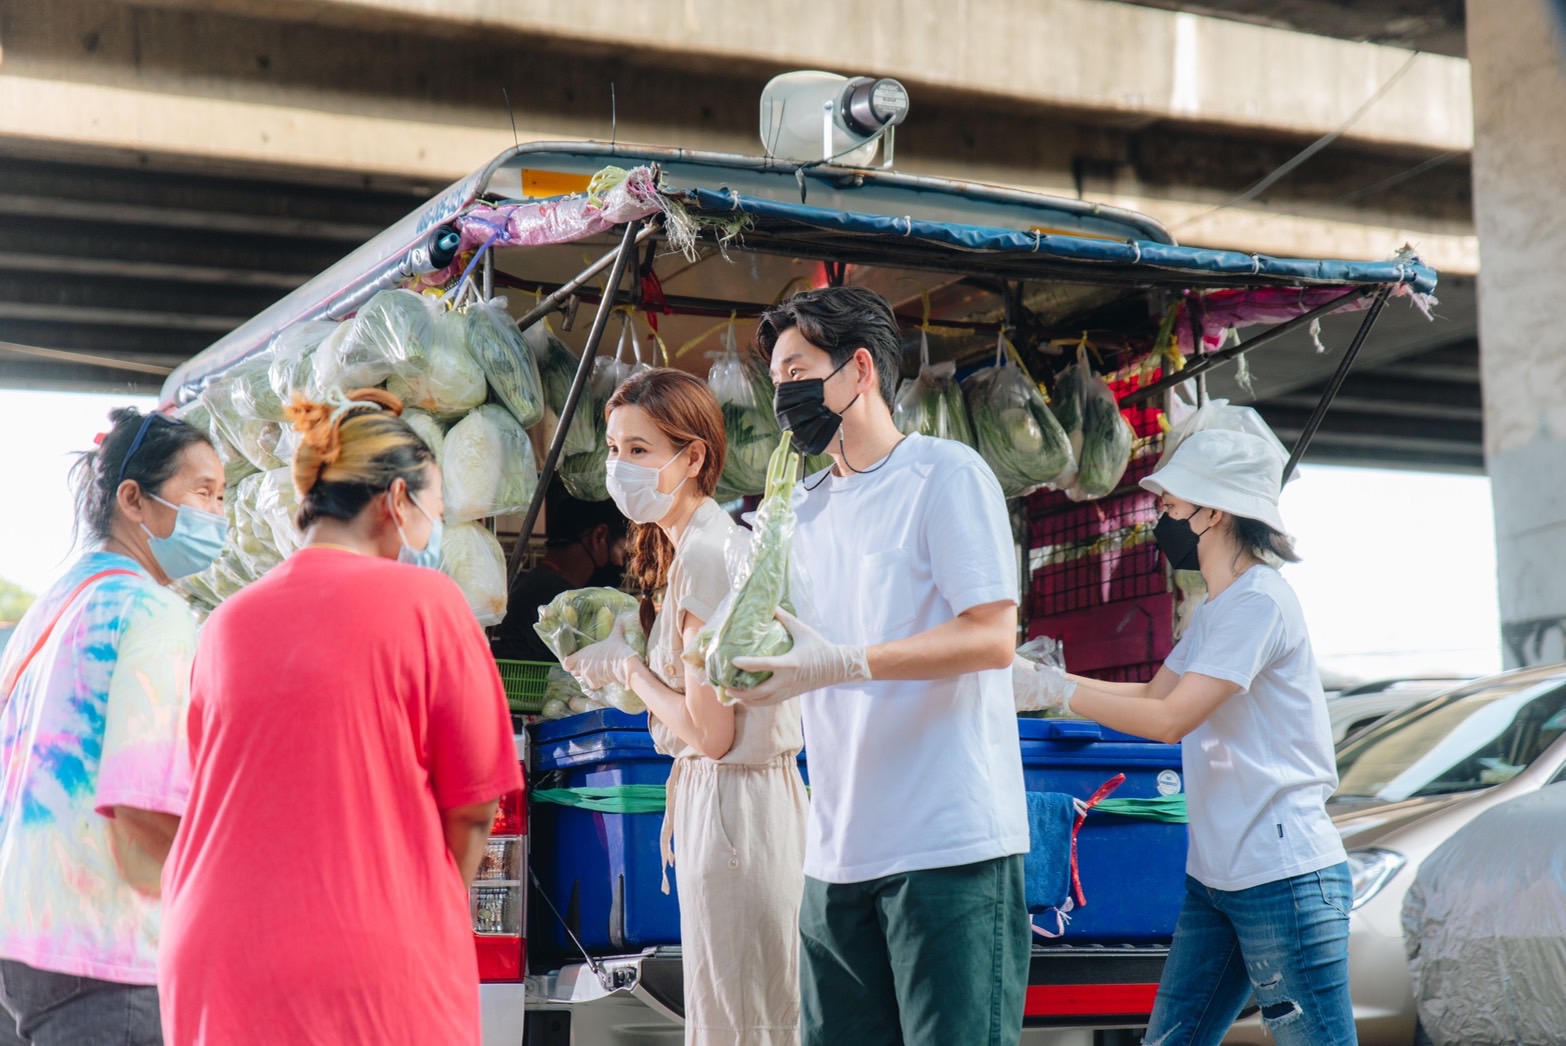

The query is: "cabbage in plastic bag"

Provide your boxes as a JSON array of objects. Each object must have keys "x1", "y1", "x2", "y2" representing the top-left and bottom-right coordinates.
[
  {"x1": 703, "y1": 434, "x2": 800, "y2": 704},
  {"x1": 464, "y1": 298, "x2": 545, "y2": 429},
  {"x1": 893, "y1": 330, "x2": 977, "y2": 448},
  {"x1": 386, "y1": 306, "x2": 488, "y2": 419},
  {"x1": 267, "y1": 321, "x2": 337, "y2": 403},
  {"x1": 200, "y1": 356, "x2": 289, "y2": 471},
  {"x1": 709, "y1": 330, "x2": 782, "y2": 500},
  {"x1": 179, "y1": 401, "x2": 259, "y2": 487},
  {"x1": 440, "y1": 521, "x2": 509, "y2": 626},
  {"x1": 526, "y1": 322, "x2": 599, "y2": 460},
  {"x1": 441, "y1": 404, "x2": 539, "y2": 524},
  {"x1": 534, "y1": 587, "x2": 647, "y2": 711},
  {"x1": 402, "y1": 409, "x2": 447, "y2": 466},
  {"x1": 314, "y1": 289, "x2": 434, "y2": 394},
  {"x1": 962, "y1": 360, "x2": 1075, "y2": 498},
  {"x1": 1068, "y1": 371, "x2": 1134, "y2": 501}
]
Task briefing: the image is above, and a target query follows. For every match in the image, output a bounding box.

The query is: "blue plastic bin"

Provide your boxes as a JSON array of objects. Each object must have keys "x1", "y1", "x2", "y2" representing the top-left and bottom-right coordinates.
[
  {"x1": 528, "y1": 710, "x2": 680, "y2": 958},
  {"x1": 1019, "y1": 718, "x2": 1187, "y2": 944}
]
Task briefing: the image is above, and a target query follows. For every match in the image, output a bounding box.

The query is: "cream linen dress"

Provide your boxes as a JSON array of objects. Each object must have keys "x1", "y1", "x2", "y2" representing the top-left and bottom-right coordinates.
[{"x1": 646, "y1": 498, "x2": 807, "y2": 1046}]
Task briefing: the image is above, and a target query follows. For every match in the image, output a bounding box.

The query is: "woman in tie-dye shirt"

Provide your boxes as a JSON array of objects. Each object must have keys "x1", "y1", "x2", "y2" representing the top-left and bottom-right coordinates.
[{"x1": 0, "y1": 407, "x2": 225, "y2": 1045}]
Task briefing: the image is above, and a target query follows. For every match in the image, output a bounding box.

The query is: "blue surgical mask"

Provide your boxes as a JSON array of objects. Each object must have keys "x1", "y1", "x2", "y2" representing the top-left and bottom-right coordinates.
[
  {"x1": 142, "y1": 494, "x2": 228, "y2": 579},
  {"x1": 395, "y1": 493, "x2": 443, "y2": 570}
]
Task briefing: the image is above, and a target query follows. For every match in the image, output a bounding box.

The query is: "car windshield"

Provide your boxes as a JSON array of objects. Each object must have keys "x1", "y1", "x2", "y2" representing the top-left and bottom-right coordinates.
[{"x1": 1335, "y1": 675, "x2": 1566, "y2": 801}]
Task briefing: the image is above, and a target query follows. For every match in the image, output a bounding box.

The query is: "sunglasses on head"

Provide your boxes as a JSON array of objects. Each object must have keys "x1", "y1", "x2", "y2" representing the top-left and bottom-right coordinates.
[{"x1": 115, "y1": 412, "x2": 186, "y2": 489}]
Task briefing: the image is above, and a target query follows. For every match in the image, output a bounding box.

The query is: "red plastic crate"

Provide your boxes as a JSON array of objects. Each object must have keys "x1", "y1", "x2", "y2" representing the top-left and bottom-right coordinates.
[
  {"x1": 1080, "y1": 660, "x2": 1164, "y2": 685},
  {"x1": 1027, "y1": 593, "x2": 1176, "y2": 674}
]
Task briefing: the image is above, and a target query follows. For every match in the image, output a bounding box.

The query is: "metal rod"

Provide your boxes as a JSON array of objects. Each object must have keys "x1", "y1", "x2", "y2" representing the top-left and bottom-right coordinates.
[
  {"x1": 511, "y1": 223, "x2": 661, "y2": 334},
  {"x1": 507, "y1": 218, "x2": 644, "y2": 583},
  {"x1": 1119, "y1": 289, "x2": 1365, "y2": 406},
  {"x1": 482, "y1": 246, "x2": 494, "y2": 300},
  {"x1": 1282, "y1": 285, "x2": 1392, "y2": 481}
]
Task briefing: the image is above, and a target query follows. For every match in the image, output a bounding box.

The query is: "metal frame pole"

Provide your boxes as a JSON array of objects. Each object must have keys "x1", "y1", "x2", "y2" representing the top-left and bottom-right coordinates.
[
  {"x1": 507, "y1": 217, "x2": 645, "y2": 583},
  {"x1": 511, "y1": 223, "x2": 661, "y2": 335},
  {"x1": 1119, "y1": 289, "x2": 1364, "y2": 406},
  {"x1": 1282, "y1": 285, "x2": 1392, "y2": 480}
]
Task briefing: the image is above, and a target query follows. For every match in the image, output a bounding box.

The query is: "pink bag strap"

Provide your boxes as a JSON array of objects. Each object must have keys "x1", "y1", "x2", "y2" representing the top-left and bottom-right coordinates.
[{"x1": 1, "y1": 570, "x2": 139, "y2": 703}]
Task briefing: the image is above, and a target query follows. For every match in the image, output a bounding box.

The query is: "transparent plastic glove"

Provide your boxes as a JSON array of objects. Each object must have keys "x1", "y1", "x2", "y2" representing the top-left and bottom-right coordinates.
[
  {"x1": 728, "y1": 608, "x2": 870, "y2": 706},
  {"x1": 1012, "y1": 653, "x2": 1078, "y2": 713},
  {"x1": 562, "y1": 620, "x2": 639, "y2": 693}
]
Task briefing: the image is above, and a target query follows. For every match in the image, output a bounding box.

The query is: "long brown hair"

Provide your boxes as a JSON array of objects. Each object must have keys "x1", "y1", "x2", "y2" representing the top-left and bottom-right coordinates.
[{"x1": 605, "y1": 369, "x2": 727, "y2": 630}]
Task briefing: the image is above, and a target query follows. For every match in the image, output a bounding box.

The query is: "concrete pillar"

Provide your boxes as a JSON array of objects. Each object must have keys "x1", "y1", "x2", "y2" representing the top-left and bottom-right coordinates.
[{"x1": 1467, "y1": 0, "x2": 1566, "y2": 666}]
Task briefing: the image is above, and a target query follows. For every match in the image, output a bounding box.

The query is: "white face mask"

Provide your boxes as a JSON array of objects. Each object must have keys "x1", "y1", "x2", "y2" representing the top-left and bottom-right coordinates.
[{"x1": 605, "y1": 449, "x2": 691, "y2": 524}]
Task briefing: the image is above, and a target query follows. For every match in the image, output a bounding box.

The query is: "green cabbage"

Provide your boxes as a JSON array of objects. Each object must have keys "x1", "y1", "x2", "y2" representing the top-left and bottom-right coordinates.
[
  {"x1": 1070, "y1": 372, "x2": 1135, "y2": 501},
  {"x1": 465, "y1": 298, "x2": 546, "y2": 429},
  {"x1": 440, "y1": 522, "x2": 509, "y2": 626},
  {"x1": 402, "y1": 409, "x2": 447, "y2": 466},
  {"x1": 705, "y1": 433, "x2": 800, "y2": 702},
  {"x1": 709, "y1": 340, "x2": 782, "y2": 500},
  {"x1": 893, "y1": 359, "x2": 976, "y2": 447},
  {"x1": 525, "y1": 322, "x2": 600, "y2": 460},
  {"x1": 315, "y1": 289, "x2": 434, "y2": 393},
  {"x1": 962, "y1": 363, "x2": 1075, "y2": 498},
  {"x1": 386, "y1": 307, "x2": 488, "y2": 419},
  {"x1": 441, "y1": 404, "x2": 539, "y2": 524}
]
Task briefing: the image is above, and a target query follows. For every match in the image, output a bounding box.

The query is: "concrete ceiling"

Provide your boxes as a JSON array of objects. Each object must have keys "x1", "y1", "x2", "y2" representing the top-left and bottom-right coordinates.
[{"x1": 1115, "y1": 0, "x2": 1468, "y2": 57}]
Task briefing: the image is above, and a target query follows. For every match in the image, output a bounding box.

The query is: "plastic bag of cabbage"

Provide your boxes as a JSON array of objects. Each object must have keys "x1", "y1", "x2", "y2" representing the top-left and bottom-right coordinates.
[
  {"x1": 709, "y1": 329, "x2": 782, "y2": 499},
  {"x1": 401, "y1": 409, "x2": 447, "y2": 466},
  {"x1": 441, "y1": 404, "x2": 539, "y2": 524},
  {"x1": 534, "y1": 587, "x2": 648, "y2": 713},
  {"x1": 440, "y1": 522, "x2": 509, "y2": 626},
  {"x1": 894, "y1": 331, "x2": 977, "y2": 448},
  {"x1": 386, "y1": 305, "x2": 488, "y2": 419},
  {"x1": 313, "y1": 289, "x2": 435, "y2": 394},
  {"x1": 1051, "y1": 348, "x2": 1135, "y2": 501},
  {"x1": 526, "y1": 321, "x2": 599, "y2": 459},
  {"x1": 962, "y1": 357, "x2": 1075, "y2": 498},
  {"x1": 463, "y1": 297, "x2": 546, "y2": 429}
]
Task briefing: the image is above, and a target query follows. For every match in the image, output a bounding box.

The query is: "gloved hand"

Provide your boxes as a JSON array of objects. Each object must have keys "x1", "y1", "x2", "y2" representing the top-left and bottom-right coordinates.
[
  {"x1": 728, "y1": 608, "x2": 870, "y2": 706},
  {"x1": 1012, "y1": 654, "x2": 1078, "y2": 714},
  {"x1": 562, "y1": 620, "x2": 640, "y2": 692}
]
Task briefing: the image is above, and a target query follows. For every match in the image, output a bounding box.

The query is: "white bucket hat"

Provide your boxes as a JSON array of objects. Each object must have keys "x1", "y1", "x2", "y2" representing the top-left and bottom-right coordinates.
[{"x1": 1141, "y1": 428, "x2": 1288, "y2": 533}]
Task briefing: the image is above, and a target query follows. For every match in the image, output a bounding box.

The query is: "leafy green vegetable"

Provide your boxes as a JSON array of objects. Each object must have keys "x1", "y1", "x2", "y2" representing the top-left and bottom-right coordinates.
[
  {"x1": 441, "y1": 404, "x2": 540, "y2": 524},
  {"x1": 962, "y1": 363, "x2": 1075, "y2": 498},
  {"x1": 387, "y1": 306, "x2": 488, "y2": 419},
  {"x1": 534, "y1": 587, "x2": 648, "y2": 711},
  {"x1": 709, "y1": 339, "x2": 783, "y2": 500},
  {"x1": 1070, "y1": 372, "x2": 1135, "y2": 500},
  {"x1": 526, "y1": 322, "x2": 600, "y2": 459},
  {"x1": 705, "y1": 432, "x2": 800, "y2": 702},
  {"x1": 464, "y1": 298, "x2": 546, "y2": 429}
]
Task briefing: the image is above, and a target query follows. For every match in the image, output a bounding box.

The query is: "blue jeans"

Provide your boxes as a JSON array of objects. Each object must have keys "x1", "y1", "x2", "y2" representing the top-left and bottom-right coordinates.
[
  {"x1": 1143, "y1": 864, "x2": 1356, "y2": 1046},
  {"x1": 0, "y1": 960, "x2": 162, "y2": 1045}
]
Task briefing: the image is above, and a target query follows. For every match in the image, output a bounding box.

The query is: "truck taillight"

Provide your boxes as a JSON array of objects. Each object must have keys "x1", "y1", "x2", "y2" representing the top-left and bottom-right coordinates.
[{"x1": 473, "y1": 782, "x2": 526, "y2": 982}]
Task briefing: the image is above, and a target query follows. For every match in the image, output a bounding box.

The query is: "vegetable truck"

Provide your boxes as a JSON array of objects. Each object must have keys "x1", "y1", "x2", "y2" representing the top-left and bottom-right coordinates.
[{"x1": 161, "y1": 94, "x2": 1435, "y2": 1045}]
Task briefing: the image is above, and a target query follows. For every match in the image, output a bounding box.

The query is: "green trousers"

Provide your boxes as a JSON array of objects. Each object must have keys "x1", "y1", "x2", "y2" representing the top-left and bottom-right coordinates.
[{"x1": 799, "y1": 854, "x2": 1030, "y2": 1046}]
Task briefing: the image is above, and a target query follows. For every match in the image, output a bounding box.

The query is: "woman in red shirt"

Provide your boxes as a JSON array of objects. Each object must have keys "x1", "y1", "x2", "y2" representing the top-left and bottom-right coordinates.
[{"x1": 159, "y1": 388, "x2": 523, "y2": 1046}]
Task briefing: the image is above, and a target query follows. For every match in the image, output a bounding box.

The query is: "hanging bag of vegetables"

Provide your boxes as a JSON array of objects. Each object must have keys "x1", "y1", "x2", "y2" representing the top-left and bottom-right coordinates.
[
  {"x1": 893, "y1": 327, "x2": 978, "y2": 448},
  {"x1": 962, "y1": 332, "x2": 1076, "y2": 498}
]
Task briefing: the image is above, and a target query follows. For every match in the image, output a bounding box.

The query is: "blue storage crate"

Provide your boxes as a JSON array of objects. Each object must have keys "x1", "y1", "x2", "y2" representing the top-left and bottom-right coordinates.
[
  {"x1": 1019, "y1": 718, "x2": 1187, "y2": 944},
  {"x1": 528, "y1": 710, "x2": 811, "y2": 962},
  {"x1": 528, "y1": 710, "x2": 680, "y2": 959}
]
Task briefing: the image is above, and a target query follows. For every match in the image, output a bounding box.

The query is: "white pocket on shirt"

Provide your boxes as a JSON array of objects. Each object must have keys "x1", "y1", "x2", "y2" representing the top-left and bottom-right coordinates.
[{"x1": 859, "y1": 547, "x2": 917, "y2": 640}]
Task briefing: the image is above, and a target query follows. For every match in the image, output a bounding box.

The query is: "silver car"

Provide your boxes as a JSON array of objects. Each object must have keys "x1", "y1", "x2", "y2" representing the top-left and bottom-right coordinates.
[{"x1": 1225, "y1": 665, "x2": 1566, "y2": 1045}]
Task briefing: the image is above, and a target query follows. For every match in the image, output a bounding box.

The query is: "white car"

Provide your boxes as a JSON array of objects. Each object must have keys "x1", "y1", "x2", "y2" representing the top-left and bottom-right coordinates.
[
  {"x1": 1327, "y1": 676, "x2": 1468, "y2": 744},
  {"x1": 1225, "y1": 664, "x2": 1566, "y2": 1045}
]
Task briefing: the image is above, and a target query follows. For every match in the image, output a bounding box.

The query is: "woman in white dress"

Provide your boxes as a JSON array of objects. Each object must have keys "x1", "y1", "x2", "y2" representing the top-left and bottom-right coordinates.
[{"x1": 566, "y1": 368, "x2": 806, "y2": 1046}]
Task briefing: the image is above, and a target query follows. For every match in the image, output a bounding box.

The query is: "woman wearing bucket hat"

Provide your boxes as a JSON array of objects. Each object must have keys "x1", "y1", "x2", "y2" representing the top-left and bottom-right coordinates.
[{"x1": 1016, "y1": 415, "x2": 1355, "y2": 1046}]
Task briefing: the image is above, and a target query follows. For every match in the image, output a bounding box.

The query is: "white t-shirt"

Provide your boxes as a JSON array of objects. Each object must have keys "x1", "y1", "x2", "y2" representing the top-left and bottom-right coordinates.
[
  {"x1": 1164, "y1": 565, "x2": 1346, "y2": 891},
  {"x1": 791, "y1": 433, "x2": 1027, "y2": 883}
]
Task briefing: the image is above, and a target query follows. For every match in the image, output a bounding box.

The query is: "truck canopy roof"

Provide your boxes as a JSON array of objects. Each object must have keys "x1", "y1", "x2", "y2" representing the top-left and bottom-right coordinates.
[{"x1": 161, "y1": 142, "x2": 1437, "y2": 404}]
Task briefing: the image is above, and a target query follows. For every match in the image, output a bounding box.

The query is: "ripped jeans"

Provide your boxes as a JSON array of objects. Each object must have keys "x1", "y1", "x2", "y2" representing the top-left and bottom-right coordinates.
[{"x1": 1143, "y1": 865, "x2": 1356, "y2": 1046}]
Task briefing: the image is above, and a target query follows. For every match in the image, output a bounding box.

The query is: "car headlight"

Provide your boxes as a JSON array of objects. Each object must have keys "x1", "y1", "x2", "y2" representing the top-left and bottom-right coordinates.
[{"x1": 1346, "y1": 848, "x2": 1406, "y2": 910}]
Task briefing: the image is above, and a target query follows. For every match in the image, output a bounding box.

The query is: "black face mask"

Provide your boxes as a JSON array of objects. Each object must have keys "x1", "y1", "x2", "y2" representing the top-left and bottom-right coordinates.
[
  {"x1": 773, "y1": 356, "x2": 858, "y2": 457},
  {"x1": 1154, "y1": 510, "x2": 1210, "y2": 572}
]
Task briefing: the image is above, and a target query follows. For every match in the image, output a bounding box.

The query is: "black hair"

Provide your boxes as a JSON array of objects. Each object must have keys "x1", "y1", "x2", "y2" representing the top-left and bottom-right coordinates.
[
  {"x1": 70, "y1": 408, "x2": 214, "y2": 547},
  {"x1": 755, "y1": 286, "x2": 904, "y2": 407},
  {"x1": 545, "y1": 481, "x2": 629, "y2": 548},
  {"x1": 1232, "y1": 515, "x2": 1302, "y2": 564}
]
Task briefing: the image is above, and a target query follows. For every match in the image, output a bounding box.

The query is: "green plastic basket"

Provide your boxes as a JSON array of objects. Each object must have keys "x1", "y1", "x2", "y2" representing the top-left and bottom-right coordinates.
[{"x1": 494, "y1": 659, "x2": 553, "y2": 715}]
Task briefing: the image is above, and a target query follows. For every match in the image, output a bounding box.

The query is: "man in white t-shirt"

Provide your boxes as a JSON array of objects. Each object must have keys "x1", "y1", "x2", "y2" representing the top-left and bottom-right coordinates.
[{"x1": 731, "y1": 287, "x2": 1029, "y2": 1046}]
